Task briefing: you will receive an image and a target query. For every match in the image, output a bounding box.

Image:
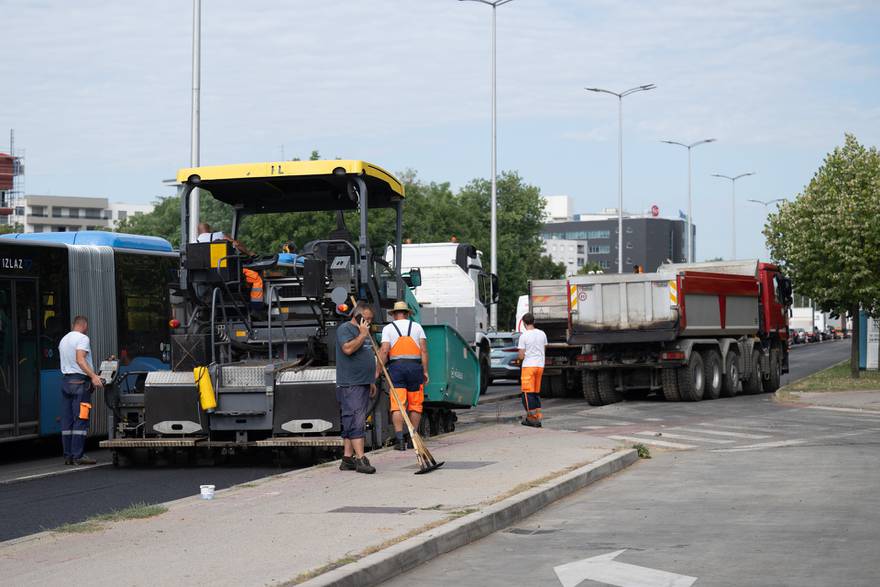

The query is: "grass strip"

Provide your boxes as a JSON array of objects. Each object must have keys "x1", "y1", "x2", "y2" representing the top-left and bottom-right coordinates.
[
  {"x1": 782, "y1": 360, "x2": 880, "y2": 394},
  {"x1": 53, "y1": 503, "x2": 168, "y2": 534}
]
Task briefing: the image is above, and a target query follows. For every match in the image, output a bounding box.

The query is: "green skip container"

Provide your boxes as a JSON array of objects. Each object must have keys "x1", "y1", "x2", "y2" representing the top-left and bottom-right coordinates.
[{"x1": 423, "y1": 324, "x2": 480, "y2": 408}]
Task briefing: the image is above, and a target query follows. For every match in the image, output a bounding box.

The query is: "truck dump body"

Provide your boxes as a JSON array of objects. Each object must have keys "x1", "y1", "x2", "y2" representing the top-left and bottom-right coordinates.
[{"x1": 568, "y1": 269, "x2": 760, "y2": 344}]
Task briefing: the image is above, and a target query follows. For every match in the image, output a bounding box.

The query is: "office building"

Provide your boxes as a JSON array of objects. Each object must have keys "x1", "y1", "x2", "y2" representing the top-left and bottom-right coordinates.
[
  {"x1": 7, "y1": 195, "x2": 153, "y2": 233},
  {"x1": 541, "y1": 209, "x2": 693, "y2": 273}
]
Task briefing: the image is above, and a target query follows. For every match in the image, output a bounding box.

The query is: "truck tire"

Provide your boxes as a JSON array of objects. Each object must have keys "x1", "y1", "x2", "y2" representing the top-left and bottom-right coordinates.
[
  {"x1": 597, "y1": 370, "x2": 622, "y2": 405},
  {"x1": 701, "y1": 350, "x2": 723, "y2": 400},
  {"x1": 721, "y1": 349, "x2": 740, "y2": 397},
  {"x1": 582, "y1": 371, "x2": 603, "y2": 406},
  {"x1": 661, "y1": 368, "x2": 681, "y2": 402},
  {"x1": 479, "y1": 354, "x2": 490, "y2": 396},
  {"x1": 677, "y1": 352, "x2": 705, "y2": 401},
  {"x1": 540, "y1": 373, "x2": 555, "y2": 398},
  {"x1": 742, "y1": 348, "x2": 763, "y2": 395},
  {"x1": 763, "y1": 347, "x2": 782, "y2": 393}
]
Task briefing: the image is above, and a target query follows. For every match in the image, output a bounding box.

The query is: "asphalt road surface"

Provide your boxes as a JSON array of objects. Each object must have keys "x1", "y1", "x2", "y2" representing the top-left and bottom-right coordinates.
[
  {"x1": 0, "y1": 341, "x2": 848, "y2": 544},
  {"x1": 389, "y1": 340, "x2": 880, "y2": 586}
]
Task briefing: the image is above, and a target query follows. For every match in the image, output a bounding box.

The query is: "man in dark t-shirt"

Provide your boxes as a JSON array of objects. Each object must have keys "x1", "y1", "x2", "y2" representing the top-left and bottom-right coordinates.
[{"x1": 335, "y1": 301, "x2": 378, "y2": 474}]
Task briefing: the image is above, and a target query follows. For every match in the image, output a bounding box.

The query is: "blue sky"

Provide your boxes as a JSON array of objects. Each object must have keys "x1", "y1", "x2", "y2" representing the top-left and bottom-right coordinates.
[{"x1": 2, "y1": 0, "x2": 879, "y2": 261}]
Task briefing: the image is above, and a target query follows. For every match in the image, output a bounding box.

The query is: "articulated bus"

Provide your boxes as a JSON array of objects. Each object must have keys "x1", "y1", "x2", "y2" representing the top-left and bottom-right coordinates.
[{"x1": 0, "y1": 231, "x2": 177, "y2": 443}]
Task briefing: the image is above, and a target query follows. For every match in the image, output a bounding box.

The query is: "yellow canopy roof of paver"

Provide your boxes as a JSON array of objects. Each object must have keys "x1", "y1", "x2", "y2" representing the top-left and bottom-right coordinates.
[{"x1": 176, "y1": 160, "x2": 404, "y2": 213}]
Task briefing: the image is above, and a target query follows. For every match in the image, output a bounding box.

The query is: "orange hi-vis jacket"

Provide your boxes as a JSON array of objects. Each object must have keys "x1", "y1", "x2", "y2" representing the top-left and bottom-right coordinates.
[
  {"x1": 389, "y1": 321, "x2": 421, "y2": 361},
  {"x1": 242, "y1": 268, "x2": 264, "y2": 303}
]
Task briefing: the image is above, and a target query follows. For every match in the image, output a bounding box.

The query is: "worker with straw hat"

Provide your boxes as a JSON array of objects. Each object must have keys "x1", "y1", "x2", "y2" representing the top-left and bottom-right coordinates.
[{"x1": 378, "y1": 301, "x2": 429, "y2": 451}]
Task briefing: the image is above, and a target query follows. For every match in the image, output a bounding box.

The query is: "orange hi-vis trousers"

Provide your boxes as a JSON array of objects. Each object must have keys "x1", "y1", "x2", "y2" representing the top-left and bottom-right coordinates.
[{"x1": 520, "y1": 366, "x2": 544, "y2": 421}]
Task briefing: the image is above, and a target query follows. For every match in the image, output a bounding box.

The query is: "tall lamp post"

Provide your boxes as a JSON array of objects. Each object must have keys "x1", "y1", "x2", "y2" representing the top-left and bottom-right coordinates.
[
  {"x1": 712, "y1": 172, "x2": 755, "y2": 260},
  {"x1": 189, "y1": 0, "x2": 201, "y2": 242},
  {"x1": 459, "y1": 0, "x2": 516, "y2": 329},
  {"x1": 586, "y1": 84, "x2": 656, "y2": 273},
  {"x1": 660, "y1": 138, "x2": 716, "y2": 263}
]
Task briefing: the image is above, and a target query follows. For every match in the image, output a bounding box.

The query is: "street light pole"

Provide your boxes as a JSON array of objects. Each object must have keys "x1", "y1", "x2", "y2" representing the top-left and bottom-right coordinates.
[
  {"x1": 189, "y1": 0, "x2": 201, "y2": 242},
  {"x1": 712, "y1": 172, "x2": 755, "y2": 260},
  {"x1": 460, "y1": 0, "x2": 515, "y2": 329},
  {"x1": 661, "y1": 138, "x2": 716, "y2": 263},
  {"x1": 586, "y1": 84, "x2": 656, "y2": 273}
]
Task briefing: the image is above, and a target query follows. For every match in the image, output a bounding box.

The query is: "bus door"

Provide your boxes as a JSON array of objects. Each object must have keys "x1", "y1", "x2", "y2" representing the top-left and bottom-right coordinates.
[{"x1": 0, "y1": 279, "x2": 40, "y2": 439}]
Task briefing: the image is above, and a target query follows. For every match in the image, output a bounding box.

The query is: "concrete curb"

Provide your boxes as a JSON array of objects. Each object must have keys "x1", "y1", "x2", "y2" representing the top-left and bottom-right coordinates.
[{"x1": 298, "y1": 448, "x2": 639, "y2": 587}]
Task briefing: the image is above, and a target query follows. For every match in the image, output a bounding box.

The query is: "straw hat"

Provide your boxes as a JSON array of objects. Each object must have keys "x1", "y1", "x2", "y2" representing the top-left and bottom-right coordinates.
[{"x1": 389, "y1": 301, "x2": 412, "y2": 315}]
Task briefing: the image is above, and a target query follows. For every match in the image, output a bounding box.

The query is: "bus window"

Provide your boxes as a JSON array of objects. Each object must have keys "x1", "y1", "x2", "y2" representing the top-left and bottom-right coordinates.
[{"x1": 115, "y1": 253, "x2": 175, "y2": 364}]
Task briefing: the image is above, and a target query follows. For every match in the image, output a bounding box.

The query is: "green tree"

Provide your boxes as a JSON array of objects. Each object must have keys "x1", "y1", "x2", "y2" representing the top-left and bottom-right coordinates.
[
  {"x1": 764, "y1": 134, "x2": 880, "y2": 377},
  {"x1": 0, "y1": 222, "x2": 23, "y2": 235},
  {"x1": 577, "y1": 261, "x2": 606, "y2": 275},
  {"x1": 457, "y1": 172, "x2": 565, "y2": 328}
]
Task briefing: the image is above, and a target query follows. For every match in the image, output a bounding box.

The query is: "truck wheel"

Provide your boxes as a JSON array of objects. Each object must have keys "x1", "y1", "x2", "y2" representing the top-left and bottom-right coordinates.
[
  {"x1": 701, "y1": 350, "x2": 723, "y2": 400},
  {"x1": 479, "y1": 354, "x2": 490, "y2": 396},
  {"x1": 677, "y1": 352, "x2": 705, "y2": 401},
  {"x1": 721, "y1": 349, "x2": 740, "y2": 397},
  {"x1": 582, "y1": 371, "x2": 603, "y2": 406},
  {"x1": 742, "y1": 348, "x2": 763, "y2": 394},
  {"x1": 597, "y1": 370, "x2": 622, "y2": 405},
  {"x1": 763, "y1": 348, "x2": 782, "y2": 393},
  {"x1": 661, "y1": 368, "x2": 681, "y2": 401}
]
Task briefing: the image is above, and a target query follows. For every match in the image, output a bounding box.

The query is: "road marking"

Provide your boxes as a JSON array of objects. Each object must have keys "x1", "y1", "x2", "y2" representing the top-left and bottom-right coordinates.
[
  {"x1": 635, "y1": 431, "x2": 735, "y2": 444},
  {"x1": 0, "y1": 463, "x2": 111, "y2": 486},
  {"x1": 674, "y1": 427, "x2": 770, "y2": 439},
  {"x1": 642, "y1": 417, "x2": 665, "y2": 422},
  {"x1": 805, "y1": 405, "x2": 880, "y2": 417},
  {"x1": 554, "y1": 549, "x2": 697, "y2": 587},
  {"x1": 696, "y1": 422, "x2": 779, "y2": 434},
  {"x1": 715, "y1": 429, "x2": 880, "y2": 453},
  {"x1": 715, "y1": 439, "x2": 809, "y2": 452},
  {"x1": 582, "y1": 420, "x2": 636, "y2": 427},
  {"x1": 608, "y1": 435, "x2": 696, "y2": 450}
]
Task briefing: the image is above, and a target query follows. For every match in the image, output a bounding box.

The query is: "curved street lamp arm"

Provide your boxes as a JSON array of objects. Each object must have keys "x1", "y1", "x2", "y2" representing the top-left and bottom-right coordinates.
[{"x1": 661, "y1": 140, "x2": 688, "y2": 149}]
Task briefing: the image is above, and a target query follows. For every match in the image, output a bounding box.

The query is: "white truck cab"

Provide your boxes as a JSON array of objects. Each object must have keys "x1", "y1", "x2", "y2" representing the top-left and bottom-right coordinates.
[{"x1": 387, "y1": 242, "x2": 498, "y2": 394}]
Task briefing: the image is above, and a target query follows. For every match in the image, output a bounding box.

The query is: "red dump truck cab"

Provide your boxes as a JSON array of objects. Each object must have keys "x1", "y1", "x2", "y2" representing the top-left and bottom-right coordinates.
[{"x1": 758, "y1": 262, "x2": 790, "y2": 341}]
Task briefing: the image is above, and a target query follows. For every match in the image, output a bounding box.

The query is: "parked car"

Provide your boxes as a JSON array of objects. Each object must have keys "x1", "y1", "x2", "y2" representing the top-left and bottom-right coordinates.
[
  {"x1": 806, "y1": 328, "x2": 820, "y2": 343},
  {"x1": 792, "y1": 328, "x2": 807, "y2": 344},
  {"x1": 488, "y1": 331, "x2": 521, "y2": 384}
]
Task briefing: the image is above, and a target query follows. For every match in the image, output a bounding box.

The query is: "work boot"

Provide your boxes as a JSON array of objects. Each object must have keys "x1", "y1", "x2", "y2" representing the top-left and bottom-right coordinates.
[
  {"x1": 339, "y1": 456, "x2": 357, "y2": 471},
  {"x1": 521, "y1": 418, "x2": 543, "y2": 429},
  {"x1": 355, "y1": 456, "x2": 376, "y2": 474},
  {"x1": 405, "y1": 435, "x2": 414, "y2": 449},
  {"x1": 64, "y1": 457, "x2": 73, "y2": 465},
  {"x1": 394, "y1": 438, "x2": 407, "y2": 451},
  {"x1": 74, "y1": 455, "x2": 97, "y2": 465}
]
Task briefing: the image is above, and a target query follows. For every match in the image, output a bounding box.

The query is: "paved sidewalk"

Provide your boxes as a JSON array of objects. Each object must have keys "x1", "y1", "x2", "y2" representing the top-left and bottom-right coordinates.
[
  {"x1": 0, "y1": 425, "x2": 629, "y2": 587},
  {"x1": 779, "y1": 389, "x2": 880, "y2": 412}
]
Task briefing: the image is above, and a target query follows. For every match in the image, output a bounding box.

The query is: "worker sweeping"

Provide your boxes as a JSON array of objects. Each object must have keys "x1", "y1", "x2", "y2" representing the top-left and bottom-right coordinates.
[
  {"x1": 517, "y1": 312, "x2": 547, "y2": 428},
  {"x1": 378, "y1": 301, "x2": 429, "y2": 451}
]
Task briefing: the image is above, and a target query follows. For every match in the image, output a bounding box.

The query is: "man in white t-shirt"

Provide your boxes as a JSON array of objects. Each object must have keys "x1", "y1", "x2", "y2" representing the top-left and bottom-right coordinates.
[
  {"x1": 58, "y1": 315, "x2": 104, "y2": 465},
  {"x1": 517, "y1": 313, "x2": 547, "y2": 428},
  {"x1": 378, "y1": 301, "x2": 429, "y2": 451}
]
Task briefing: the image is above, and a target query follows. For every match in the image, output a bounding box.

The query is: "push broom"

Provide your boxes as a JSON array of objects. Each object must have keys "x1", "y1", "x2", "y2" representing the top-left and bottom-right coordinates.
[{"x1": 353, "y1": 298, "x2": 444, "y2": 475}]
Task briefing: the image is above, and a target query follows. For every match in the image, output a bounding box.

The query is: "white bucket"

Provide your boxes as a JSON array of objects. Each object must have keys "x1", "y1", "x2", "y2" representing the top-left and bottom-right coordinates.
[{"x1": 200, "y1": 484, "x2": 216, "y2": 500}]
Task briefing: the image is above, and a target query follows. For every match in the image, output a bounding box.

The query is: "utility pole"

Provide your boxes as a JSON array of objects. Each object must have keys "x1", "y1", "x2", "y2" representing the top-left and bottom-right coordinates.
[
  {"x1": 661, "y1": 138, "x2": 716, "y2": 263},
  {"x1": 586, "y1": 84, "x2": 656, "y2": 272},
  {"x1": 712, "y1": 172, "x2": 755, "y2": 259},
  {"x1": 189, "y1": 0, "x2": 201, "y2": 242},
  {"x1": 459, "y1": 0, "x2": 516, "y2": 328}
]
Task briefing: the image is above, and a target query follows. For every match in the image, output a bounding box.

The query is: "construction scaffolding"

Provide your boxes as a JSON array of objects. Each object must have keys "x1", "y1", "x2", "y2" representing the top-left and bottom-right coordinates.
[{"x1": 0, "y1": 129, "x2": 25, "y2": 227}]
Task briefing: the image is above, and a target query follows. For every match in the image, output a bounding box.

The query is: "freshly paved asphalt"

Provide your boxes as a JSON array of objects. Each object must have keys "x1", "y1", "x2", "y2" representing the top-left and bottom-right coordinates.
[{"x1": 389, "y1": 340, "x2": 880, "y2": 586}]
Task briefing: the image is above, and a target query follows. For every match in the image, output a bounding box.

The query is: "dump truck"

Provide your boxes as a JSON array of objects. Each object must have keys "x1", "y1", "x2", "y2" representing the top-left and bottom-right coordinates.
[
  {"x1": 100, "y1": 160, "x2": 480, "y2": 464},
  {"x1": 530, "y1": 260, "x2": 793, "y2": 404},
  {"x1": 387, "y1": 242, "x2": 498, "y2": 395}
]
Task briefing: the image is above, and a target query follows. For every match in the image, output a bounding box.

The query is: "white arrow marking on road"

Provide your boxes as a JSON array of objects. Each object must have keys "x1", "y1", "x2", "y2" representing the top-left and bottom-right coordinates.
[{"x1": 554, "y1": 549, "x2": 697, "y2": 587}]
